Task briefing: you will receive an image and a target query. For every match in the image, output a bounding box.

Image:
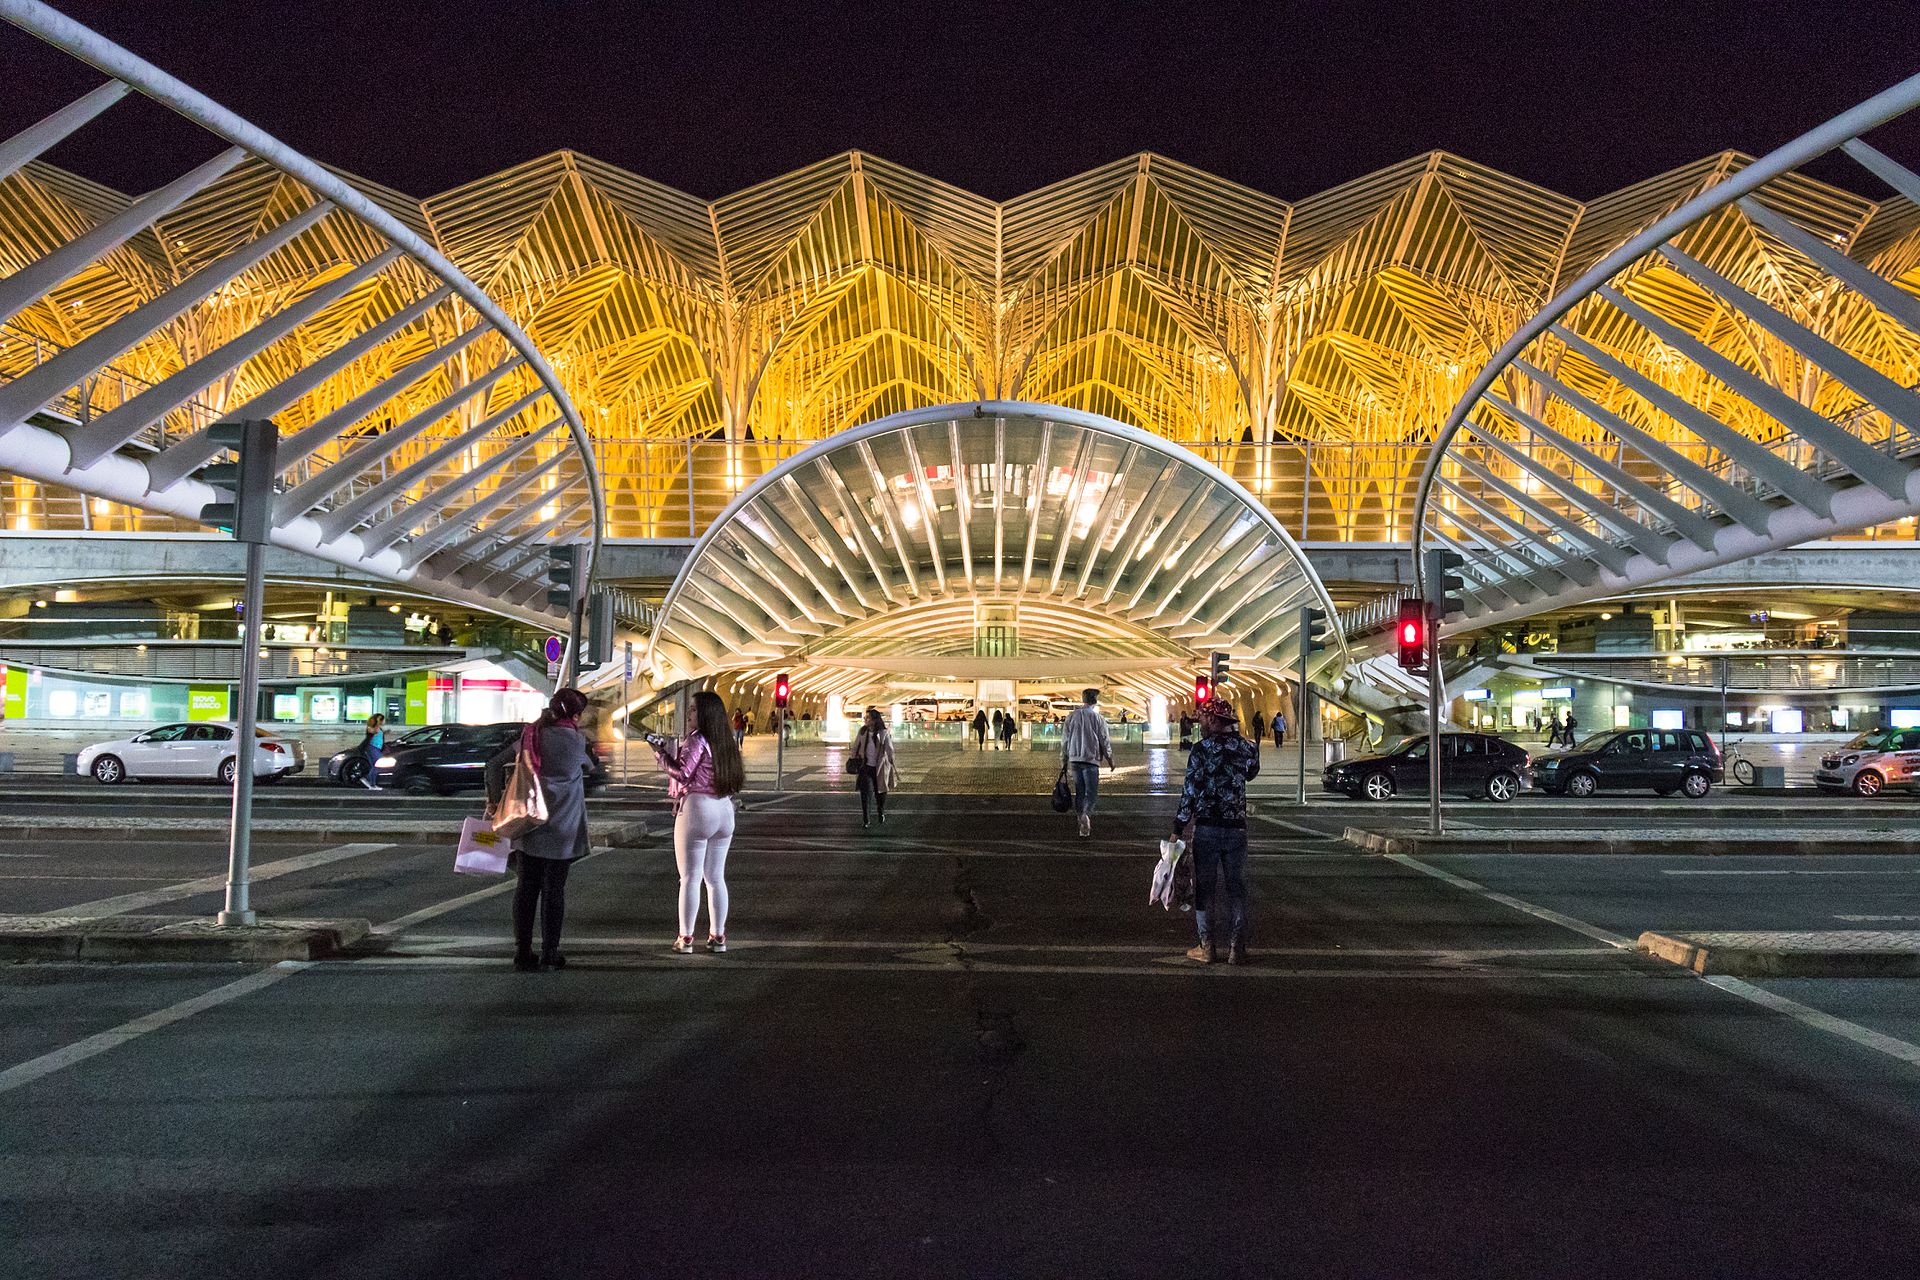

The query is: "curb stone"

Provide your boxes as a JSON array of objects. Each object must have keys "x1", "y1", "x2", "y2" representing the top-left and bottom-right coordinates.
[
  {"x1": 0, "y1": 914, "x2": 371, "y2": 962},
  {"x1": 1342, "y1": 826, "x2": 1920, "y2": 856},
  {"x1": 1638, "y1": 929, "x2": 1920, "y2": 977}
]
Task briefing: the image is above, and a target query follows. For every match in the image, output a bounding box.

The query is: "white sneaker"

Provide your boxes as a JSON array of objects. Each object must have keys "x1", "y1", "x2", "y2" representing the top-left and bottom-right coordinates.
[
  {"x1": 1077, "y1": 813, "x2": 1091, "y2": 838},
  {"x1": 673, "y1": 935, "x2": 695, "y2": 954}
]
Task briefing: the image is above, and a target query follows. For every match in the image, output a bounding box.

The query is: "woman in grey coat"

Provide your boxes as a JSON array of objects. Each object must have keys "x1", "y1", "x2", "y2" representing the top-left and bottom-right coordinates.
[{"x1": 486, "y1": 688, "x2": 592, "y2": 971}]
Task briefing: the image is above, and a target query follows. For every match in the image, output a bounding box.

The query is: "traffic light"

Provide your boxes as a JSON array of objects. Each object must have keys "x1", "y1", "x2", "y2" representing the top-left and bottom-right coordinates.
[
  {"x1": 1396, "y1": 598, "x2": 1428, "y2": 672},
  {"x1": 1422, "y1": 548, "x2": 1467, "y2": 620},
  {"x1": 1299, "y1": 606, "x2": 1328, "y2": 656},
  {"x1": 547, "y1": 543, "x2": 582, "y2": 611},
  {"x1": 198, "y1": 419, "x2": 279, "y2": 544},
  {"x1": 583, "y1": 589, "x2": 615, "y2": 668},
  {"x1": 1194, "y1": 674, "x2": 1212, "y2": 704},
  {"x1": 1209, "y1": 651, "x2": 1230, "y2": 686},
  {"x1": 774, "y1": 673, "x2": 791, "y2": 710}
]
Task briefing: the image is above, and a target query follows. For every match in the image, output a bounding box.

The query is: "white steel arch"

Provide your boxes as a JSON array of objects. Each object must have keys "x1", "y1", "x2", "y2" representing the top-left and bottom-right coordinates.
[
  {"x1": 1413, "y1": 71, "x2": 1920, "y2": 632},
  {"x1": 0, "y1": 0, "x2": 601, "y2": 628},
  {"x1": 648, "y1": 401, "x2": 1349, "y2": 691}
]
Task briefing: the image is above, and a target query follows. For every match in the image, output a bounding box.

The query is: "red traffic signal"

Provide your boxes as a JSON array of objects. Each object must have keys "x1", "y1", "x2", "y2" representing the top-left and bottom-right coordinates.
[
  {"x1": 1396, "y1": 599, "x2": 1428, "y2": 671},
  {"x1": 1194, "y1": 674, "x2": 1212, "y2": 704},
  {"x1": 773, "y1": 673, "x2": 791, "y2": 710}
]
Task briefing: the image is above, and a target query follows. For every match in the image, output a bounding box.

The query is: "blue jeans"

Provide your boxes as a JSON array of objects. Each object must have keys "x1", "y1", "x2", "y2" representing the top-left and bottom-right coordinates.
[
  {"x1": 1071, "y1": 762, "x2": 1100, "y2": 816},
  {"x1": 1192, "y1": 824, "x2": 1248, "y2": 946}
]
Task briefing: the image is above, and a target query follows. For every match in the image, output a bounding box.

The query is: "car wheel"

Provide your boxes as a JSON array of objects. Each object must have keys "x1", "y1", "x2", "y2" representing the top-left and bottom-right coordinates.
[
  {"x1": 1566, "y1": 771, "x2": 1598, "y2": 798},
  {"x1": 1682, "y1": 771, "x2": 1712, "y2": 799},
  {"x1": 1486, "y1": 771, "x2": 1518, "y2": 803},
  {"x1": 216, "y1": 757, "x2": 238, "y2": 784},
  {"x1": 1854, "y1": 770, "x2": 1885, "y2": 798},
  {"x1": 340, "y1": 756, "x2": 369, "y2": 786},
  {"x1": 1362, "y1": 771, "x2": 1395, "y2": 801},
  {"x1": 91, "y1": 755, "x2": 125, "y2": 784}
]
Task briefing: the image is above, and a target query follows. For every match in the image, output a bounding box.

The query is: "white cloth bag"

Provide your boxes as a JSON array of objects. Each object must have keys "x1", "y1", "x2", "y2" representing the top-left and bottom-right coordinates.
[{"x1": 454, "y1": 815, "x2": 510, "y2": 876}]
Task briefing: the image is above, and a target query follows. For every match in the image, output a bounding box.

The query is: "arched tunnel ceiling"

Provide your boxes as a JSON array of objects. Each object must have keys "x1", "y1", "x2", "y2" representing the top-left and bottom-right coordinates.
[{"x1": 646, "y1": 402, "x2": 1350, "y2": 688}]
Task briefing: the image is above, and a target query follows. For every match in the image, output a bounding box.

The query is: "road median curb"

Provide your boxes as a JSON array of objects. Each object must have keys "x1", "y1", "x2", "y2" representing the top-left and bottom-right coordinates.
[
  {"x1": 0, "y1": 914, "x2": 371, "y2": 962},
  {"x1": 1638, "y1": 929, "x2": 1920, "y2": 977},
  {"x1": 1342, "y1": 826, "x2": 1920, "y2": 856}
]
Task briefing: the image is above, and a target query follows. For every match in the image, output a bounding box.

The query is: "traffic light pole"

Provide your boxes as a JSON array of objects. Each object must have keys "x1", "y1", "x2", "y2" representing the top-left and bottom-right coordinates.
[
  {"x1": 218, "y1": 536, "x2": 266, "y2": 926},
  {"x1": 1296, "y1": 635, "x2": 1310, "y2": 805},
  {"x1": 775, "y1": 708, "x2": 786, "y2": 793},
  {"x1": 1426, "y1": 603, "x2": 1444, "y2": 837}
]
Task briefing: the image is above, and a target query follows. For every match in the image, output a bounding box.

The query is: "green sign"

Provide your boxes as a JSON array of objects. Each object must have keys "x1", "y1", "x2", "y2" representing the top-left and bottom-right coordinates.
[
  {"x1": 187, "y1": 685, "x2": 231, "y2": 721},
  {"x1": 404, "y1": 673, "x2": 429, "y2": 725},
  {"x1": 2, "y1": 667, "x2": 24, "y2": 720}
]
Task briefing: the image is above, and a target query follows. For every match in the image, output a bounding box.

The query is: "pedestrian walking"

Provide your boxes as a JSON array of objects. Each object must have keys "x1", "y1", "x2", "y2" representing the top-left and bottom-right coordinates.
[
  {"x1": 1062, "y1": 688, "x2": 1114, "y2": 838},
  {"x1": 1179, "y1": 712, "x2": 1194, "y2": 745},
  {"x1": 1172, "y1": 696, "x2": 1260, "y2": 965},
  {"x1": 1560, "y1": 710, "x2": 1579, "y2": 748},
  {"x1": 1543, "y1": 711, "x2": 1559, "y2": 746},
  {"x1": 1251, "y1": 710, "x2": 1266, "y2": 744},
  {"x1": 990, "y1": 708, "x2": 1005, "y2": 749},
  {"x1": 973, "y1": 708, "x2": 989, "y2": 750},
  {"x1": 851, "y1": 707, "x2": 898, "y2": 828},
  {"x1": 653, "y1": 690, "x2": 745, "y2": 954},
  {"x1": 356, "y1": 713, "x2": 384, "y2": 790},
  {"x1": 999, "y1": 709, "x2": 1017, "y2": 750},
  {"x1": 731, "y1": 708, "x2": 747, "y2": 747},
  {"x1": 1272, "y1": 709, "x2": 1287, "y2": 750},
  {"x1": 485, "y1": 688, "x2": 593, "y2": 972}
]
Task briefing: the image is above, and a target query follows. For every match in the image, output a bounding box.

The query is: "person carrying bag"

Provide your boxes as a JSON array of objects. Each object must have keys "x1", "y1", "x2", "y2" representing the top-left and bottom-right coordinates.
[
  {"x1": 485, "y1": 688, "x2": 592, "y2": 973},
  {"x1": 850, "y1": 707, "x2": 898, "y2": 829}
]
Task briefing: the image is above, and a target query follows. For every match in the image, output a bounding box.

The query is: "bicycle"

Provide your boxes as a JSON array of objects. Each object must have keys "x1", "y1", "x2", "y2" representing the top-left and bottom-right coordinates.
[{"x1": 1721, "y1": 737, "x2": 1758, "y2": 786}]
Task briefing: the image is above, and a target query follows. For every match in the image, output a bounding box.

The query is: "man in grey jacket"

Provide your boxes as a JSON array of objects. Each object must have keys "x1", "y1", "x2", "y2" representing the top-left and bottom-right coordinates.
[{"x1": 1061, "y1": 688, "x2": 1114, "y2": 838}]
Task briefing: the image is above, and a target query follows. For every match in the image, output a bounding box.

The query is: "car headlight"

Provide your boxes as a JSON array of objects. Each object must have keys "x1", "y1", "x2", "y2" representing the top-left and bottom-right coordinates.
[
  {"x1": 1843, "y1": 754, "x2": 1862, "y2": 766},
  {"x1": 376, "y1": 756, "x2": 396, "y2": 767}
]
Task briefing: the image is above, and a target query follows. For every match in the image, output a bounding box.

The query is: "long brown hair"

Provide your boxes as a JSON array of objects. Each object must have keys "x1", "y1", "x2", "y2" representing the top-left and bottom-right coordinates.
[{"x1": 693, "y1": 690, "x2": 744, "y2": 797}]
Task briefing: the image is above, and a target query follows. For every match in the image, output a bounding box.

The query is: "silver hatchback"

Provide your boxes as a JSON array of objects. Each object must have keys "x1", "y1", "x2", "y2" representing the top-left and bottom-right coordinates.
[{"x1": 1813, "y1": 728, "x2": 1920, "y2": 797}]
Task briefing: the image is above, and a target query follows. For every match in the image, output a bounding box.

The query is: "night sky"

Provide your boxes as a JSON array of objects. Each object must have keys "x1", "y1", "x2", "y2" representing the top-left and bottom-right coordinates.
[{"x1": 3, "y1": 0, "x2": 1918, "y2": 204}]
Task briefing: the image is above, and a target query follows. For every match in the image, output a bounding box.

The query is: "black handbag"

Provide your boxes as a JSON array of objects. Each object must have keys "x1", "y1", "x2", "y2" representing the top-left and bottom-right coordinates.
[{"x1": 1050, "y1": 764, "x2": 1073, "y2": 813}]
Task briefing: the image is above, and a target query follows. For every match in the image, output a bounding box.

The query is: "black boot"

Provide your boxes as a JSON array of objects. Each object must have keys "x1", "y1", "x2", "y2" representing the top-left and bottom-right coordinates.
[{"x1": 513, "y1": 952, "x2": 540, "y2": 972}]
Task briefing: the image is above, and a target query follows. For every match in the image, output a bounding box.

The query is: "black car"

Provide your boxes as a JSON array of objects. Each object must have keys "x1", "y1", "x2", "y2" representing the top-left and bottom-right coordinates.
[
  {"x1": 372, "y1": 722, "x2": 524, "y2": 794},
  {"x1": 1533, "y1": 728, "x2": 1723, "y2": 798},
  {"x1": 1323, "y1": 732, "x2": 1532, "y2": 802},
  {"x1": 324, "y1": 725, "x2": 455, "y2": 786}
]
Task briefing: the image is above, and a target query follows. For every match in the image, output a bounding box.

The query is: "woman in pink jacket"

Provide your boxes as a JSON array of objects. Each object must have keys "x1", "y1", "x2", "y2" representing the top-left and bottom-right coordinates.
[{"x1": 652, "y1": 690, "x2": 745, "y2": 953}]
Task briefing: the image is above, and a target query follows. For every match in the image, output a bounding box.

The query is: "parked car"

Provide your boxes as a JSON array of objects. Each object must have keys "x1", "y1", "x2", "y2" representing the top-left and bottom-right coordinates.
[
  {"x1": 77, "y1": 722, "x2": 306, "y2": 785},
  {"x1": 1813, "y1": 727, "x2": 1920, "y2": 796},
  {"x1": 323, "y1": 725, "x2": 457, "y2": 786},
  {"x1": 372, "y1": 722, "x2": 523, "y2": 794},
  {"x1": 1323, "y1": 732, "x2": 1531, "y2": 802},
  {"x1": 1534, "y1": 728, "x2": 1723, "y2": 798}
]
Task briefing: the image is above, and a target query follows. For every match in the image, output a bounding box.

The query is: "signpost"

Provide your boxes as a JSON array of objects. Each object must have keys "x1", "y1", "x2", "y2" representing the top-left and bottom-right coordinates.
[
  {"x1": 622, "y1": 641, "x2": 634, "y2": 784},
  {"x1": 544, "y1": 633, "x2": 563, "y2": 683}
]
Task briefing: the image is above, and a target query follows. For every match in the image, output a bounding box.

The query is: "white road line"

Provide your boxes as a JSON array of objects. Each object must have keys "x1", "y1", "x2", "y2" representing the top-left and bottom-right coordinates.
[
  {"x1": 1249, "y1": 812, "x2": 1338, "y2": 838},
  {"x1": 1837, "y1": 914, "x2": 1920, "y2": 922},
  {"x1": 1383, "y1": 853, "x2": 1634, "y2": 947},
  {"x1": 382, "y1": 934, "x2": 1615, "y2": 959},
  {"x1": 370, "y1": 846, "x2": 613, "y2": 935},
  {"x1": 1701, "y1": 977, "x2": 1920, "y2": 1071},
  {"x1": 0, "y1": 962, "x2": 307, "y2": 1097},
  {"x1": 46, "y1": 843, "x2": 394, "y2": 919},
  {"x1": 0, "y1": 853, "x2": 54, "y2": 860},
  {"x1": 1386, "y1": 852, "x2": 1920, "y2": 1075}
]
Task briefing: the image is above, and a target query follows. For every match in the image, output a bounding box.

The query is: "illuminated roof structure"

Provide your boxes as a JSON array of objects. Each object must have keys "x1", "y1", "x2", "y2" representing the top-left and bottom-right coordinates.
[
  {"x1": 7, "y1": 0, "x2": 1920, "y2": 650},
  {"x1": 1415, "y1": 71, "x2": 1920, "y2": 632},
  {"x1": 647, "y1": 402, "x2": 1349, "y2": 698}
]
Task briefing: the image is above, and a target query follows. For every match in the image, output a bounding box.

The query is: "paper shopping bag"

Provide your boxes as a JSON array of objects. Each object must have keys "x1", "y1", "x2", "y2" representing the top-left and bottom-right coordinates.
[{"x1": 454, "y1": 816, "x2": 510, "y2": 876}]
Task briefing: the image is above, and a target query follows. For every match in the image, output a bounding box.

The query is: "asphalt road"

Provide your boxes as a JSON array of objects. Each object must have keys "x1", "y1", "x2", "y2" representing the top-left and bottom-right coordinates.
[{"x1": 4, "y1": 788, "x2": 1920, "y2": 1277}]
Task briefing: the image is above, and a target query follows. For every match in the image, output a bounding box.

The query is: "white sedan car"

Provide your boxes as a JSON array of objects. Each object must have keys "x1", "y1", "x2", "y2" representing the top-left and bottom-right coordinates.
[{"x1": 77, "y1": 722, "x2": 307, "y2": 785}]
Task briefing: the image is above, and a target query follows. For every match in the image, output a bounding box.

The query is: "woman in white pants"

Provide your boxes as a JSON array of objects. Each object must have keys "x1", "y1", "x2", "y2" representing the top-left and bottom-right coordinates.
[{"x1": 652, "y1": 690, "x2": 745, "y2": 953}]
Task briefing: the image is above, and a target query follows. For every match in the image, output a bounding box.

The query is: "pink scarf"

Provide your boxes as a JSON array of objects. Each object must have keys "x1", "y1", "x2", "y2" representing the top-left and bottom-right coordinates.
[{"x1": 521, "y1": 715, "x2": 577, "y2": 773}]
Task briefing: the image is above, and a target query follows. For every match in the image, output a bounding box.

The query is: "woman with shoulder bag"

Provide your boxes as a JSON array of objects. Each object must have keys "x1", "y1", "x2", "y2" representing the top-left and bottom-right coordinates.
[
  {"x1": 484, "y1": 688, "x2": 592, "y2": 972},
  {"x1": 851, "y1": 707, "x2": 897, "y2": 829},
  {"x1": 652, "y1": 691, "x2": 744, "y2": 954}
]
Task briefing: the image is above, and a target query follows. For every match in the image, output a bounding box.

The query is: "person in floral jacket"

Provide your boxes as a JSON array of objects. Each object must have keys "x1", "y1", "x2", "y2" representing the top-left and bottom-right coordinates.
[{"x1": 1171, "y1": 696, "x2": 1260, "y2": 964}]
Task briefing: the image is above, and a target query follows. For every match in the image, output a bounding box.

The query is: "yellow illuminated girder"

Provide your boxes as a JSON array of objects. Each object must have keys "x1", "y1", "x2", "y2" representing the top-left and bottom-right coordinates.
[{"x1": 7, "y1": 145, "x2": 1920, "y2": 546}]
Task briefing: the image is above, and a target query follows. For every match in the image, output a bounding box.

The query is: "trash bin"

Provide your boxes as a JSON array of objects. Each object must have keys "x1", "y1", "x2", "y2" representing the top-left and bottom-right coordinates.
[
  {"x1": 1323, "y1": 738, "x2": 1346, "y2": 763},
  {"x1": 1752, "y1": 765, "x2": 1786, "y2": 788},
  {"x1": 62, "y1": 752, "x2": 80, "y2": 776},
  {"x1": 0, "y1": 751, "x2": 13, "y2": 773}
]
